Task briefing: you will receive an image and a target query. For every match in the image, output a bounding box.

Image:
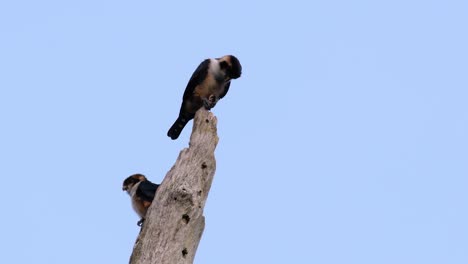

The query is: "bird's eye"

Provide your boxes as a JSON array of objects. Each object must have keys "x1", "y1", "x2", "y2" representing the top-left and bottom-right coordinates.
[{"x1": 220, "y1": 61, "x2": 228, "y2": 69}]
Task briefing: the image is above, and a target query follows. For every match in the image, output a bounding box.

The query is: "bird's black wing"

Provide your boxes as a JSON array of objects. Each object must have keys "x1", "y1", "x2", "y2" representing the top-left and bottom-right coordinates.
[
  {"x1": 168, "y1": 59, "x2": 210, "y2": 140},
  {"x1": 219, "y1": 81, "x2": 231, "y2": 99},
  {"x1": 136, "y1": 180, "x2": 159, "y2": 202},
  {"x1": 181, "y1": 59, "x2": 210, "y2": 103}
]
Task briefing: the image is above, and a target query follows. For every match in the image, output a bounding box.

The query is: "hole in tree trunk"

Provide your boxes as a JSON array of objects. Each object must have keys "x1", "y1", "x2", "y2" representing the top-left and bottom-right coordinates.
[{"x1": 182, "y1": 214, "x2": 190, "y2": 224}]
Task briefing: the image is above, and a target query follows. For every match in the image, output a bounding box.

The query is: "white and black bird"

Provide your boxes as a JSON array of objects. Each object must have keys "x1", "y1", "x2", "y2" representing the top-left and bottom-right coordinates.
[
  {"x1": 167, "y1": 55, "x2": 242, "y2": 140},
  {"x1": 122, "y1": 174, "x2": 160, "y2": 226}
]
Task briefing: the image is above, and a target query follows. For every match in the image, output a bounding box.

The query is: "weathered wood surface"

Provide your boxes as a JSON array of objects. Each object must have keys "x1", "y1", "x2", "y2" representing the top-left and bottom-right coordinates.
[{"x1": 130, "y1": 108, "x2": 219, "y2": 264}]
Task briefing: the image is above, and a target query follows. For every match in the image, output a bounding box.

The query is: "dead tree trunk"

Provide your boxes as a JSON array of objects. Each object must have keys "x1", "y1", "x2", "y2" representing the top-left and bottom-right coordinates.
[{"x1": 129, "y1": 108, "x2": 219, "y2": 264}]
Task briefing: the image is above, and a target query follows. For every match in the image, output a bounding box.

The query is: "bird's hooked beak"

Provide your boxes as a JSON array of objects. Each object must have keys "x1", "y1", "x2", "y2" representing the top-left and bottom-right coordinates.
[{"x1": 122, "y1": 186, "x2": 128, "y2": 191}]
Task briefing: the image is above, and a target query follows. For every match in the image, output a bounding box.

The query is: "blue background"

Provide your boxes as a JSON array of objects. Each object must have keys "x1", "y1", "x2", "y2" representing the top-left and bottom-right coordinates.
[{"x1": 1, "y1": 1, "x2": 467, "y2": 263}]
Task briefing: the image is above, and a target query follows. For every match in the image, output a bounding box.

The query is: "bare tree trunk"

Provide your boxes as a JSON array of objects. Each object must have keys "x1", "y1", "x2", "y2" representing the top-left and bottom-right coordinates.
[{"x1": 129, "y1": 108, "x2": 219, "y2": 264}]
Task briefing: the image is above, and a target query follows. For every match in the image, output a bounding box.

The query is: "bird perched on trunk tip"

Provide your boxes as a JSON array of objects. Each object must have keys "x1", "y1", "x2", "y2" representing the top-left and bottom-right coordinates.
[
  {"x1": 122, "y1": 173, "x2": 160, "y2": 226},
  {"x1": 167, "y1": 55, "x2": 242, "y2": 140}
]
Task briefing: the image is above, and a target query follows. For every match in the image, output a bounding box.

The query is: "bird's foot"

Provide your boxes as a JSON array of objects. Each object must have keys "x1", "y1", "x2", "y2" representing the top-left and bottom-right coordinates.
[
  {"x1": 202, "y1": 95, "x2": 217, "y2": 110},
  {"x1": 137, "y1": 218, "x2": 145, "y2": 227}
]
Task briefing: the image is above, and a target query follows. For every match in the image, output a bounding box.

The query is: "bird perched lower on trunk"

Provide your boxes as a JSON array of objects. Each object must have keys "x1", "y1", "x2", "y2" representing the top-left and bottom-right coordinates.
[
  {"x1": 167, "y1": 55, "x2": 242, "y2": 140},
  {"x1": 122, "y1": 174, "x2": 160, "y2": 226}
]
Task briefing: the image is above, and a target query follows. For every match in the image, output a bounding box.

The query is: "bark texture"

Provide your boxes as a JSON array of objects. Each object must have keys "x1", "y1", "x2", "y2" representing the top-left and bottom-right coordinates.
[{"x1": 129, "y1": 108, "x2": 219, "y2": 264}]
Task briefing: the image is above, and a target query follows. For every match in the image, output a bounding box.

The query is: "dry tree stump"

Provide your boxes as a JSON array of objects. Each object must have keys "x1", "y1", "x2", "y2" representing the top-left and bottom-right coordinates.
[{"x1": 129, "y1": 108, "x2": 219, "y2": 264}]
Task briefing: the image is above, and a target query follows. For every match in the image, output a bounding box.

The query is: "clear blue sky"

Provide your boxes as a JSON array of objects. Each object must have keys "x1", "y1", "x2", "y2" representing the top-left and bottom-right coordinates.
[{"x1": 1, "y1": 1, "x2": 467, "y2": 263}]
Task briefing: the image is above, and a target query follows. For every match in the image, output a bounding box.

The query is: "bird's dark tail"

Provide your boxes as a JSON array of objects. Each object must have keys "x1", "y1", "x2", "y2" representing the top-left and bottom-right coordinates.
[{"x1": 167, "y1": 115, "x2": 192, "y2": 140}]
